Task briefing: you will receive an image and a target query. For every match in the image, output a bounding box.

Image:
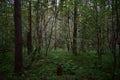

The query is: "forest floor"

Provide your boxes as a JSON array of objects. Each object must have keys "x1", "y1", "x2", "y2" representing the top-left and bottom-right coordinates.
[{"x1": 0, "y1": 49, "x2": 120, "y2": 80}]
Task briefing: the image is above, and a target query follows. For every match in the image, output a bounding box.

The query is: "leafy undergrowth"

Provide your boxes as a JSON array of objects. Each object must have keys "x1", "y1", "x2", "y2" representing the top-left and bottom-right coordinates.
[{"x1": 0, "y1": 49, "x2": 120, "y2": 80}]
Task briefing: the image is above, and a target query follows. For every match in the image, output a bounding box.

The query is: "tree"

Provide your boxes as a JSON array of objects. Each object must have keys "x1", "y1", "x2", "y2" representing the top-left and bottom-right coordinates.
[
  {"x1": 14, "y1": 0, "x2": 23, "y2": 73},
  {"x1": 72, "y1": 0, "x2": 78, "y2": 55},
  {"x1": 111, "y1": 0, "x2": 118, "y2": 79},
  {"x1": 34, "y1": 0, "x2": 42, "y2": 54},
  {"x1": 115, "y1": 0, "x2": 120, "y2": 67},
  {"x1": 94, "y1": 0, "x2": 102, "y2": 66},
  {"x1": 54, "y1": 0, "x2": 58, "y2": 50},
  {"x1": 27, "y1": 0, "x2": 32, "y2": 55}
]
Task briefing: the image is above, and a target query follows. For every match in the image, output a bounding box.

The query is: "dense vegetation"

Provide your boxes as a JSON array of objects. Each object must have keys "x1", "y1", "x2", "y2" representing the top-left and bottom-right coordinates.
[{"x1": 0, "y1": 0, "x2": 120, "y2": 80}]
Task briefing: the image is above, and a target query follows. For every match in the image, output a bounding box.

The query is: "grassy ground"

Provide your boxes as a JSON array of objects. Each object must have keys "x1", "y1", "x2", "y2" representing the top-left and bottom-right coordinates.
[{"x1": 0, "y1": 49, "x2": 120, "y2": 80}]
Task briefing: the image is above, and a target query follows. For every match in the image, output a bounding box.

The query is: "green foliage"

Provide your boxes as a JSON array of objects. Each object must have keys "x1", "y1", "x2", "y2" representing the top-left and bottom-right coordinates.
[
  {"x1": 0, "y1": 0, "x2": 119, "y2": 80},
  {"x1": 0, "y1": 49, "x2": 120, "y2": 80}
]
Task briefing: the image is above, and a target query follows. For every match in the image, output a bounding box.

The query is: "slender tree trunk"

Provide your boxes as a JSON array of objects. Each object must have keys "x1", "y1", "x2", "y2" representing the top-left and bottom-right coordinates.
[
  {"x1": 14, "y1": 0, "x2": 23, "y2": 73},
  {"x1": 27, "y1": 0, "x2": 32, "y2": 55},
  {"x1": 94, "y1": 0, "x2": 102, "y2": 66},
  {"x1": 72, "y1": 0, "x2": 78, "y2": 55},
  {"x1": 66, "y1": 4, "x2": 71, "y2": 52},
  {"x1": 106, "y1": 0, "x2": 111, "y2": 51},
  {"x1": 36, "y1": 0, "x2": 42, "y2": 53},
  {"x1": 54, "y1": 0, "x2": 57, "y2": 50},
  {"x1": 111, "y1": 0, "x2": 117, "y2": 79},
  {"x1": 67, "y1": 14, "x2": 71, "y2": 52},
  {"x1": 54, "y1": 18, "x2": 57, "y2": 50},
  {"x1": 115, "y1": 0, "x2": 120, "y2": 67}
]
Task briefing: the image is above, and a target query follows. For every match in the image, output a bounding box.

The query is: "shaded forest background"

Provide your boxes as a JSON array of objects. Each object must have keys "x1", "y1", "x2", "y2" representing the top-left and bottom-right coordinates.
[{"x1": 0, "y1": 0, "x2": 120, "y2": 80}]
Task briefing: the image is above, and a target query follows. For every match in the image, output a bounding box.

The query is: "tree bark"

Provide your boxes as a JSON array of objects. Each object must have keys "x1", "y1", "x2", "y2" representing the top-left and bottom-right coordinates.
[
  {"x1": 36, "y1": 0, "x2": 42, "y2": 53},
  {"x1": 115, "y1": 0, "x2": 120, "y2": 67},
  {"x1": 72, "y1": 0, "x2": 78, "y2": 55},
  {"x1": 27, "y1": 0, "x2": 32, "y2": 55},
  {"x1": 94, "y1": 0, "x2": 102, "y2": 66},
  {"x1": 111, "y1": 0, "x2": 117, "y2": 79},
  {"x1": 54, "y1": 0, "x2": 57, "y2": 50},
  {"x1": 14, "y1": 0, "x2": 23, "y2": 73}
]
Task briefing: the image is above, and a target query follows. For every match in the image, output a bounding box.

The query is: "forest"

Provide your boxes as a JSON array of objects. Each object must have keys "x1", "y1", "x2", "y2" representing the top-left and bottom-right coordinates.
[{"x1": 0, "y1": 0, "x2": 120, "y2": 80}]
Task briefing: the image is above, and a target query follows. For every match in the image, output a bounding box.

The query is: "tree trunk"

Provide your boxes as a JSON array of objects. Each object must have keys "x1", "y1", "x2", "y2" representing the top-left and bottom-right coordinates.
[
  {"x1": 94, "y1": 0, "x2": 102, "y2": 66},
  {"x1": 27, "y1": 0, "x2": 32, "y2": 55},
  {"x1": 115, "y1": 0, "x2": 120, "y2": 67},
  {"x1": 54, "y1": 0, "x2": 57, "y2": 50},
  {"x1": 72, "y1": 0, "x2": 78, "y2": 55},
  {"x1": 111, "y1": 0, "x2": 117, "y2": 79},
  {"x1": 36, "y1": 0, "x2": 42, "y2": 53},
  {"x1": 14, "y1": 0, "x2": 23, "y2": 73}
]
